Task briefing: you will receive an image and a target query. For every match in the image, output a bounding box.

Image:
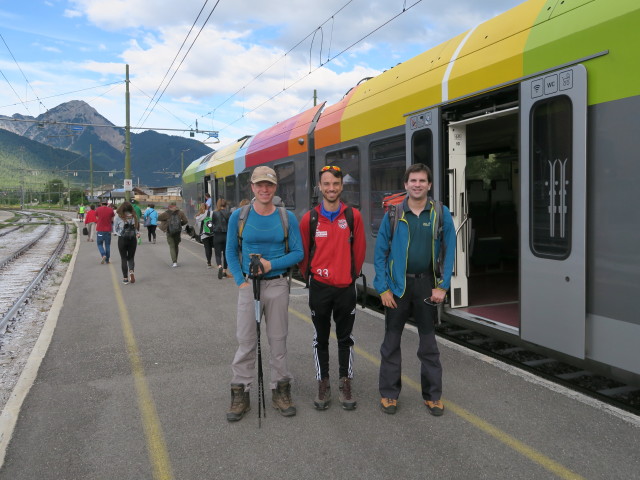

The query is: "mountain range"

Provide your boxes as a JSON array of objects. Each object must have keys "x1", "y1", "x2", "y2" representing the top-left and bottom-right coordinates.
[{"x1": 0, "y1": 100, "x2": 213, "y2": 189}]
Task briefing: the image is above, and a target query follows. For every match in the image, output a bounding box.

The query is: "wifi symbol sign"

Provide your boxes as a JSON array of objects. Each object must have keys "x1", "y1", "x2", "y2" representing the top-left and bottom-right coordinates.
[{"x1": 532, "y1": 80, "x2": 543, "y2": 98}]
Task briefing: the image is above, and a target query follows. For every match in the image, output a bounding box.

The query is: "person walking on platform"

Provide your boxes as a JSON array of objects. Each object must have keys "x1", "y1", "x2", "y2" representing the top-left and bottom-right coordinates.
[
  {"x1": 131, "y1": 199, "x2": 142, "y2": 222},
  {"x1": 143, "y1": 203, "x2": 158, "y2": 243},
  {"x1": 84, "y1": 204, "x2": 97, "y2": 242},
  {"x1": 158, "y1": 201, "x2": 188, "y2": 267},
  {"x1": 225, "y1": 165, "x2": 303, "y2": 422},
  {"x1": 95, "y1": 201, "x2": 115, "y2": 264},
  {"x1": 212, "y1": 197, "x2": 230, "y2": 279},
  {"x1": 374, "y1": 163, "x2": 456, "y2": 416},
  {"x1": 298, "y1": 165, "x2": 366, "y2": 411},
  {"x1": 114, "y1": 201, "x2": 140, "y2": 284},
  {"x1": 195, "y1": 203, "x2": 214, "y2": 268}
]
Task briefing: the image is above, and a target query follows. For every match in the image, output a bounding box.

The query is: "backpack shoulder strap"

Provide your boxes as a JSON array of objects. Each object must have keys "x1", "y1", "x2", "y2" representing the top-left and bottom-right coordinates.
[
  {"x1": 237, "y1": 204, "x2": 252, "y2": 252},
  {"x1": 306, "y1": 208, "x2": 319, "y2": 282},
  {"x1": 387, "y1": 203, "x2": 401, "y2": 246},
  {"x1": 277, "y1": 206, "x2": 289, "y2": 253}
]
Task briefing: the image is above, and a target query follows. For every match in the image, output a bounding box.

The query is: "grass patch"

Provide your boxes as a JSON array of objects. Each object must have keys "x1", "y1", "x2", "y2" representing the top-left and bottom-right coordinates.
[{"x1": 60, "y1": 254, "x2": 72, "y2": 263}]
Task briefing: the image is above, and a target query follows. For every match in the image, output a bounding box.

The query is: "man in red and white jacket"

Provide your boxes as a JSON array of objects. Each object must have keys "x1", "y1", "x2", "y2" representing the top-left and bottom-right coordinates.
[{"x1": 298, "y1": 165, "x2": 366, "y2": 411}]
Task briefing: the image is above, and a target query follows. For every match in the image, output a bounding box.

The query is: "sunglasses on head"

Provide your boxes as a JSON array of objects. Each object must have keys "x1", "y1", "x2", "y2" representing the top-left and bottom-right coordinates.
[{"x1": 321, "y1": 165, "x2": 341, "y2": 172}]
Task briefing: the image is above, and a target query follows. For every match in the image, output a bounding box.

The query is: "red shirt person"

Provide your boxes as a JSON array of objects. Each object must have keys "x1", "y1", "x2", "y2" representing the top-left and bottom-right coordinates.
[
  {"x1": 298, "y1": 165, "x2": 366, "y2": 411},
  {"x1": 95, "y1": 202, "x2": 115, "y2": 264}
]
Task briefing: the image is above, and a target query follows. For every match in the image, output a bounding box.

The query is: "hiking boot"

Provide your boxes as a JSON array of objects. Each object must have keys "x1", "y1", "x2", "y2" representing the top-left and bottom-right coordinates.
[
  {"x1": 272, "y1": 380, "x2": 296, "y2": 417},
  {"x1": 380, "y1": 397, "x2": 397, "y2": 414},
  {"x1": 129, "y1": 270, "x2": 135, "y2": 284},
  {"x1": 425, "y1": 400, "x2": 444, "y2": 416},
  {"x1": 313, "y1": 378, "x2": 331, "y2": 410},
  {"x1": 226, "y1": 384, "x2": 250, "y2": 422},
  {"x1": 339, "y1": 377, "x2": 356, "y2": 410}
]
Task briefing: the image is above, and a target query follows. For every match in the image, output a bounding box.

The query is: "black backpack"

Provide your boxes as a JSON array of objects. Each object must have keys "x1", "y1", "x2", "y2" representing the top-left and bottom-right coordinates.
[
  {"x1": 122, "y1": 220, "x2": 136, "y2": 241},
  {"x1": 168, "y1": 211, "x2": 182, "y2": 234},
  {"x1": 212, "y1": 209, "x2": 229, "y2": 233}
]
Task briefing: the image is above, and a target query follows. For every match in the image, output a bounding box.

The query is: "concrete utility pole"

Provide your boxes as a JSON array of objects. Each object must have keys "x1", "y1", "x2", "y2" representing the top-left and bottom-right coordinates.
[{"x1": 125, "y1": 64, "x2": 131, "y2": 202}]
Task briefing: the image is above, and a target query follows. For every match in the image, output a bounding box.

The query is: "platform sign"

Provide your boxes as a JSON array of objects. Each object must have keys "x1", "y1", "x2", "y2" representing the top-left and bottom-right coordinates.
[
  {"x1": 71, "y1": 126, "x2": 84, "y2": 131},
  {"x1": 124, "y1": 179, "x2": 133, "y2": 191}
]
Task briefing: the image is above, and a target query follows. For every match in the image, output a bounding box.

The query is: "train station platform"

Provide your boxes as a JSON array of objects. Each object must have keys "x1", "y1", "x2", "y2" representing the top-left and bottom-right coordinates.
[{"x1": 1, "y1": 227, "x2": 639, "y2": 480}]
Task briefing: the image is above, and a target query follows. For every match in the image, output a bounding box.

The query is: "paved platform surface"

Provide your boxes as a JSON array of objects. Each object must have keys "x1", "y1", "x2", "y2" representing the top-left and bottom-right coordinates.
[{"x1": 1, "y1": 227, "x2": 639, "y2": 480}]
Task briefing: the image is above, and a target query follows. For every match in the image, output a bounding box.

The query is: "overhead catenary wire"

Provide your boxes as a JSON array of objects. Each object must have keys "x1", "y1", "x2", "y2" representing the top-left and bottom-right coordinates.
[
  {"x1": 136, "y1": 0, "x2": 213, "y2": 128},
  {"x1": 213, "y1": 0, "x2": 424, "y2": 133},
  {"x1": 137, "y1": 0, "x2": 222, "y2": 129},
  {"x1": 196, "y1": 0, "x2": 354, "y2": 128},
  {"x1": 0, "y1": 32, "x2": 47, "y2": 115}
]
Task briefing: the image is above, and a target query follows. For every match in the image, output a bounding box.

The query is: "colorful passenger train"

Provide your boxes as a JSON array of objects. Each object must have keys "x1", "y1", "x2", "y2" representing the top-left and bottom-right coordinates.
[{"x1": 182, "y1": 0, "x2": 640, "y2": 383}]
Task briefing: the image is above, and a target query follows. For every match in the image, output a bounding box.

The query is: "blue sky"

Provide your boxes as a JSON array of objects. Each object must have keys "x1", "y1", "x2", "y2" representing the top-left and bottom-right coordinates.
[{"x1": 0, "y1": 0, "x2": 523, "y2": 146}]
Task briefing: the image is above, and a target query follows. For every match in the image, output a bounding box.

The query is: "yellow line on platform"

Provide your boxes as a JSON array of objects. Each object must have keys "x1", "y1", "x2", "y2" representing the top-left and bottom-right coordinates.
[
  {"x1": 288, "y1": 307, "x2": 585, "y2": 480},
  {"x1": 110, "y1": 266, "x2": 174, "y2": 480}
]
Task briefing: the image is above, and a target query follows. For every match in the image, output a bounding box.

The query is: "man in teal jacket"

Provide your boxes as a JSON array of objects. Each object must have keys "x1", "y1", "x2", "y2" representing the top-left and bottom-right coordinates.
[{"x1": 373, "y1": 163, "x2": 456, "y2": 416}]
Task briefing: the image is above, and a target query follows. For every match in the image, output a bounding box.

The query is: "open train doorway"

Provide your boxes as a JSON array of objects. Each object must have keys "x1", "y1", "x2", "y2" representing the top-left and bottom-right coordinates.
[{"x1": 446, "y1": 101, "x2": 520, "y2": 331}]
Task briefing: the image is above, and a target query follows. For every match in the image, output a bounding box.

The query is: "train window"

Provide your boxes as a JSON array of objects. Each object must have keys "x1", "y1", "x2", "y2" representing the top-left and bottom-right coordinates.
[
  {"x1": 238, "y1": 172, "x2": 252, "y2": 205},
  {"x1": 225, "y1": 175, "x2": 236, "y2": 208},
  {"x1": 274, "y1": 162, "x2": 295, "y2": 209},
  {"x1": 216, "y1": 178, "x2": 225, "y2": 201},
  {"x1": 325, "y1": 147, "x2": 360, "y2": 209},
  {"x1": 370, "y1": 136, "x2": 406, "y2": 235},
  {"x1": 530, "y1": 95, "x2": 572, "y2": 259},
  {"x1": 411, "y1": 129, "x2": 433, "y2": 170}
]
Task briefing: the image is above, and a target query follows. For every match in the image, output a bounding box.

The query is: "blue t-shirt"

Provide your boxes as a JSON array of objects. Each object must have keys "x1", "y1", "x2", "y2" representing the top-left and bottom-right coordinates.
[{"x1": 226, "y1": 207, "x2": 303, "y2": 285}]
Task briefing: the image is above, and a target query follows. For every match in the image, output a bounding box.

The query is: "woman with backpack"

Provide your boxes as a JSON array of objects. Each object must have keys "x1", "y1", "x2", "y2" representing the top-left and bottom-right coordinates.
[
  {"x1": 195, "y1": 202, "x2": 214, "y2": 268},
  {"x1": 114, "y1": 201, "x2": 140, "y2": 284},
  {"x1": 212, "y1": 198, "x2": 230, "y2": 279},
  {"x1": 143, "y1": 203, "x2": 158, "y2": 243}
]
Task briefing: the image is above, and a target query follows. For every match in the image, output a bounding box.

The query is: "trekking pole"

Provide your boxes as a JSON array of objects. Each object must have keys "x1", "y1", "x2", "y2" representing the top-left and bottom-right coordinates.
[{"x1": 249, "y1": 253, "x2": 266, "y2": 426}]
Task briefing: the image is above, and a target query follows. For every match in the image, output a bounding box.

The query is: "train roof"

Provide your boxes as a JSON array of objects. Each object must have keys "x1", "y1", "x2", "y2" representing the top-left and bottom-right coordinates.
[{"x1": 319, "y1": 0, "x2": 640, "y2": 145}]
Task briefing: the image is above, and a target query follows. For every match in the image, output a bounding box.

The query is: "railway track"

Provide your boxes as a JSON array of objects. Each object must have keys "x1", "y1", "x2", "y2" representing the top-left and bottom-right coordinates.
[
  {"x1": 0, "y1": 212, "x2": 69, "y2": 332},
  {"x1": 435, "y1": 319, "x2": 640, "y2": 416}
]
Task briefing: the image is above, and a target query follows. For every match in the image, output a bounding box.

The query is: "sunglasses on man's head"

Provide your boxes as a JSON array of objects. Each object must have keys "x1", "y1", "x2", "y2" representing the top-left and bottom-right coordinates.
[{"x1": 321, "y1": 165, "x2": 341, "y2": 172}]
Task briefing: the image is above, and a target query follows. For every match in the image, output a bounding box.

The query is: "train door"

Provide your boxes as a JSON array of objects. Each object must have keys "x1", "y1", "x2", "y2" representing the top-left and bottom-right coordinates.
[
  {"x1": 405, "y1": 108, "x2": 441, "y2": 197},
  {"x1": 520, "y1": 65, "x2": 587, "y2": 359},
  {"x1": 446, "y1": 106, "x2": 520, "y2": 319}
]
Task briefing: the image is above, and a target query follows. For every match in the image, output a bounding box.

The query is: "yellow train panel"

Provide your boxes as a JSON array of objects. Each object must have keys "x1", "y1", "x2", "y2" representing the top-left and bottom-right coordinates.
[
  {"x1": 340, "y1": 36, "x2": 465, "y2": 141},
  {"x1": 446, "y1": 0, "x2": 544, "y2": 99}
]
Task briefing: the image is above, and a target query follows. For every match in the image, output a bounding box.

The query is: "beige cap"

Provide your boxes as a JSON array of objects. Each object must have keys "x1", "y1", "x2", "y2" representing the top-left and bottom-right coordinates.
[{"x1": 251, "y1": 166, "x2": 277, "y2": 184}]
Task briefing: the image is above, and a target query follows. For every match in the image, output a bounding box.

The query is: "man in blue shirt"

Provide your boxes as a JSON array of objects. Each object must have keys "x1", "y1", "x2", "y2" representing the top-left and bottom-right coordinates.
[{"x1": 225, "y1": 165, "x2": 303, "y2": 422}]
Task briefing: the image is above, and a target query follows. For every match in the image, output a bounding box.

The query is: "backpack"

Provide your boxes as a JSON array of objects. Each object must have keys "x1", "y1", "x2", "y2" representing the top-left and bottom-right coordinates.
[
  {"x1": 382, "y1": 192, "x2": 446, "y2": 278},
  {"x1": 212, "y1": 209, "x2": 229, "y2": 233},
  {"x1": 122, "y1": 220, "x2": 137, "y2": 241},
  {"x1": 201, "y1": 209, "x2": 214, "y2": 235},
  {"x1": 237, "y1": 200, "x2": 289, "y2": 266},
  {"x1": 168, "y1": 211, "x2": 182, "y2": 234}
]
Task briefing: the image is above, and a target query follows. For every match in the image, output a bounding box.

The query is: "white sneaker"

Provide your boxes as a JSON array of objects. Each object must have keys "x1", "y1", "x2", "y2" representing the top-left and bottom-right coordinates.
[{"x1": 172, "y1": 262, "x2": 178, "y2": 268}]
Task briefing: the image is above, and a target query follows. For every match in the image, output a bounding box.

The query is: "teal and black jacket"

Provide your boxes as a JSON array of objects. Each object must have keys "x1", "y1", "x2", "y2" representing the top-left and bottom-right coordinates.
[{"x1": 373, "y1": 197, "x2": 456, "y2": 298}]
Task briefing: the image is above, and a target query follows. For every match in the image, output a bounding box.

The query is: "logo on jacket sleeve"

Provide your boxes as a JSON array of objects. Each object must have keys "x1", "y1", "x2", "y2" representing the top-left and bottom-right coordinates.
[{"x1": 338, "y1": 219, "x2": 348, "y2": 229}]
